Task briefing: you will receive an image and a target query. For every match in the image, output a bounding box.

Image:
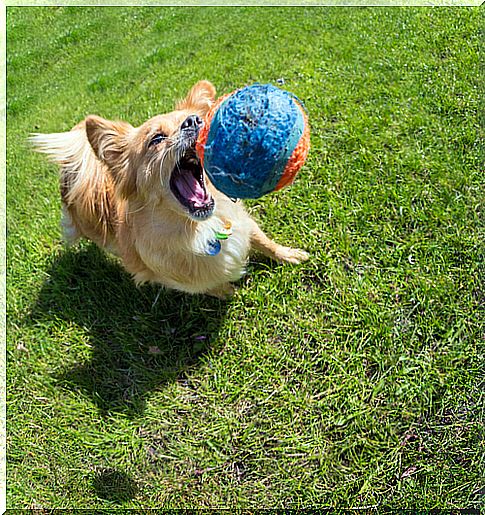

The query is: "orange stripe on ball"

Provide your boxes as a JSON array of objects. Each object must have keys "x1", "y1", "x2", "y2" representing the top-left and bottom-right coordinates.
[
  {"x1": 196, "y1": 93, "x2": 232, "y2": 166},
  {"x1": 275, "y1": 106, "x2": 310, "y2": 191}
]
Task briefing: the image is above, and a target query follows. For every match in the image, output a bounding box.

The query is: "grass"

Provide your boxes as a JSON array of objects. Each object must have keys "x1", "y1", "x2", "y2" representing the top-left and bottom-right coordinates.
[{"x1": 6, "y1": 6, "x2": 484, "y2": 509}]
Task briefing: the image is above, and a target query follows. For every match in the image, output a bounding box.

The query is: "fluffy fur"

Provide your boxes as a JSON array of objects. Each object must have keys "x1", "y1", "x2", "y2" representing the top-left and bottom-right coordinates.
[{"x1": 31, "y1": 81, "x2": 309, "y2": 298}]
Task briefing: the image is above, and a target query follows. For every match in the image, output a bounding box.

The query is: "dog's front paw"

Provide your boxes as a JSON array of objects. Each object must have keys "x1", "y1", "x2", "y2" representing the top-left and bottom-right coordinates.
[
  {"x1": 207, "y1": 283, "x2": 236, "y2": 300},
  {"x1": 274, "y1": 246, "x2": 310, "y2": 264}
]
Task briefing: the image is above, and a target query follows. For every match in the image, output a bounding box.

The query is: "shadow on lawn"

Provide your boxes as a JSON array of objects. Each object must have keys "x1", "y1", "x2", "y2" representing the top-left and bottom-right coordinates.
[
  {"x1": 30, "y1": 243, "x2": 229, "y2": 418},
  {"x1": 93, "y1": 468, "x2": 139, "y2": 502}
]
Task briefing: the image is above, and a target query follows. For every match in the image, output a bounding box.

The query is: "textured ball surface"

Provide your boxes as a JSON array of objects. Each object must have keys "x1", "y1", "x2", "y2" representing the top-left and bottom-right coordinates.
[{"x1": 196, "y1": 84, "x2": 310, "y2": 199}]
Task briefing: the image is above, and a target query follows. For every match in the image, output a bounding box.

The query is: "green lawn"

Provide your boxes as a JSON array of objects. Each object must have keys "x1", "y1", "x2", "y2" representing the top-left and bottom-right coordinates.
[{"x1": 6, "y1": 6, "x2": 483, "y2": 509}]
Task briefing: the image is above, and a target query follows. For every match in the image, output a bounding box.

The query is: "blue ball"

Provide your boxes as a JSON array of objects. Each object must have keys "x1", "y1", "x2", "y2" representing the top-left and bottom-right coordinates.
[{"x1": 197, "y1": 84, "x2": 308, "y2": 199}]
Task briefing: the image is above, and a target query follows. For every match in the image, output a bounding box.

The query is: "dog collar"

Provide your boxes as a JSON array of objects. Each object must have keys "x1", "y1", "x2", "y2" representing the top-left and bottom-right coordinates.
[{"x1": 205, "y1": 219, "x2": 233, "y2": 256}]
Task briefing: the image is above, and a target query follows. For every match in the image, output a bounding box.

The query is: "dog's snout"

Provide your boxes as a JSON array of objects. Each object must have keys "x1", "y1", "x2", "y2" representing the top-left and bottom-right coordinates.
[{"x1": 181, "y1": 115, "x2": 202, "y2": 131}]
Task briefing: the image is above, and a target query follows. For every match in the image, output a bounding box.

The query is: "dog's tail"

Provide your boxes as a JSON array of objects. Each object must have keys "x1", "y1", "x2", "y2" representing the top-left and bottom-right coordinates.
[
  {"x1": 30, "y1": 128, "x2": 89, "y2": 166},
  {"x1": 30, "y1": 128, "x2": 115, "y2": 246},
  {"x1": 29, "y1": 128, "x2": 102, "y2": 197}
]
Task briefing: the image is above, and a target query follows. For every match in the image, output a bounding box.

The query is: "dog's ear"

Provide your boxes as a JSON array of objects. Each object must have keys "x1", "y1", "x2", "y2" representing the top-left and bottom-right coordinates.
[
  {"x1": 85, "y1": 115, "x2": 137, "y2": 199},
  {"x1": 176, "y1": 80, "x2": 216, "y2": 115}
]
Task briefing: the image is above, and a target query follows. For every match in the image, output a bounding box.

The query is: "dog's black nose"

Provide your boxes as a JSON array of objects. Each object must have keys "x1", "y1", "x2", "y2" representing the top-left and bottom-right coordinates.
[{"x1": 181, "y1": 115, "x2": 202, "y2": 130}]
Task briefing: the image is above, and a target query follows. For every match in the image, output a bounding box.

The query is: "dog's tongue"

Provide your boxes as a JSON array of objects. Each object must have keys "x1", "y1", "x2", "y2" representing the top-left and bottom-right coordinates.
[{"x1": 176, "y1": 172, "x2": 210, "y2": 207}]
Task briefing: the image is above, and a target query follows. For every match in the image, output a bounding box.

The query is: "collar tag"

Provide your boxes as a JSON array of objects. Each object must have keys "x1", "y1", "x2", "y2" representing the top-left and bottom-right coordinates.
[
  {"x1": 204, "y1": 218, "x2": 232, "y2": 256},
  {"x1": 206, "y1": 238, "x2": 221, "y2": 256}
]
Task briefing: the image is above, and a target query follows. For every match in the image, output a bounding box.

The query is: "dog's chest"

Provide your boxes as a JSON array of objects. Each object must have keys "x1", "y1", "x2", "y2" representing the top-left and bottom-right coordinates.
[
  {"x1": 192, "y1": 214, "x2": 251, "y2": 279},
  {"x1": 132, "y1": 200, "x2": 253, "y2": 291}
]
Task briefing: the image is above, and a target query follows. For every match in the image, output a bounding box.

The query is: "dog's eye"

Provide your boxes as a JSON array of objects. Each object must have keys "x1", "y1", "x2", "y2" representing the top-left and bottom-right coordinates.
[{"x1": 149, "y1": 133, "x2": 167, "y2": 147}]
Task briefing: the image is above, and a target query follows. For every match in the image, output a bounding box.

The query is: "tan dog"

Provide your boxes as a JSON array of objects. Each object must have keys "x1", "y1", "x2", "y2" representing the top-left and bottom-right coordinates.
[{"x1": 31, "y1": 81, "x2": 309, "y2": 298}]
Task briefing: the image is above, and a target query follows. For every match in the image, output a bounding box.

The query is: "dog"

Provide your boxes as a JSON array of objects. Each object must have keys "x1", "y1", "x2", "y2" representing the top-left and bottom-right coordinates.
[{"x1": 31, "y1": 81, "x2": 309, "y2": 298}]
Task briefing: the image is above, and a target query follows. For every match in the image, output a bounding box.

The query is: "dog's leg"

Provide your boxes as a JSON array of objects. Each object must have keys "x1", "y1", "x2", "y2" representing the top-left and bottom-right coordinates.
[
  {"x1": 60, "y1": 203, "x2": 81, "y2": 245},
  {"x1": 250, "y1": 221, "x2": 309, "y2": 264},
  {"x1": 206, "y1": 283, "x2": 235, "y2": 299}
]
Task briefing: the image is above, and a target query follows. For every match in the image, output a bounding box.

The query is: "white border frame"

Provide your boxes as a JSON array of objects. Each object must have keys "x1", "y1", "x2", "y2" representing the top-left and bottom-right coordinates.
[{"x1": 1, "y1": 2, "x2": 482, "y2": 512}]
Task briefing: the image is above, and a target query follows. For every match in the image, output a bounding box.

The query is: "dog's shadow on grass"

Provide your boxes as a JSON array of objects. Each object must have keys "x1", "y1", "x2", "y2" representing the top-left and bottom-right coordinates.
[{"x1": 30, "y1": 243, "x2": 229, "y2": 418}]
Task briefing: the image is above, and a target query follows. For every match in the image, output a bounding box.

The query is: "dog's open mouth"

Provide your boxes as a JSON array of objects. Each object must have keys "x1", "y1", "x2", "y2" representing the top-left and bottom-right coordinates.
[{"x1": 169, "y1": 154, "x2": 214, "y2": 220}]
